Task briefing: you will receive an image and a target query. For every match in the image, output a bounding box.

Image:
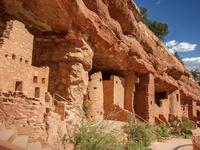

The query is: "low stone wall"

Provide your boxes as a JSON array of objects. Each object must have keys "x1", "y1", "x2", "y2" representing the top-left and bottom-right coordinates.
[
  {"x1": 105, "y1": 104, "x2": 133, "y2": 122},
  {"x1": 0, "y1": 91, "x2": 66, "y2": 149},
  {"x1": 0, "y1": 91, "x2": 47, "y2": 143}
]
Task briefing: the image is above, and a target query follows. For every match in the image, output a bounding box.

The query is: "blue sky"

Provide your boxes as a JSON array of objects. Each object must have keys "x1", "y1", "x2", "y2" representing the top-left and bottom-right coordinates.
[{"x1": 135, "y1": 0, "x2": 200, "y2": 70}]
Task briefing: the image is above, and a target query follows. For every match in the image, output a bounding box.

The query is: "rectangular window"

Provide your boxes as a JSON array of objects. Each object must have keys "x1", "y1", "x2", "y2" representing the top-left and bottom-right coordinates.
[
  {"x1": 33, "y1": 76, "x2": 38, "y2": 83},
  {"x1": 197, "y1": 110, "x2": 200, "y2": 117},
  {"x1": 15, "y1": 81, "x2": 23, "y2": 91},
  {"x1": 35, "y1": 87, "x2": 40, "y2": 98},
  {"x1": 155, "y1": 92, "x2": 167, "y2": 107},
  {"x1": 42, "y1": 78, "x2": 45, "y2": 84}
]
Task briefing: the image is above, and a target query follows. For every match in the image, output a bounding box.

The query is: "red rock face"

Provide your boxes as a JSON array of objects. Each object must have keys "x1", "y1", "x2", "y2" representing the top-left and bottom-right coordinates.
[
  {"x1": 1, "y1": 0, "x2": 200, "y2": 149},
  {"x1": 1, "y1": 0, "x2": 200, "y2": 118}
]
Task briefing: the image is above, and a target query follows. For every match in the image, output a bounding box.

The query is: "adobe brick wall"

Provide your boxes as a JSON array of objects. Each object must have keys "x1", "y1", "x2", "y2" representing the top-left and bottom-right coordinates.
[
  {"x1": 113, "y1": 76, "x2": 125, "y2": 108},
  {"x1": 103, "y1": 75, "x2": 125, "y2": 118},
  {"x1": 33, "y1": 34, "x2": 94, "y2": 124},
  {"x1": 110, "y1": 104, "x2": 133, "y2": 122},
  {"x1": 169, "y1": 90, "x2": 182, "y2": 118},
  {"x1": 0, "y1": 91, "x2": 47, "y2": 143},
  {"x1": 0, "y1": 20, "x2": 49, "y2": 100},
  {"x1": 124, "y1": 74, "x2": 138, "y2": 113},
  {"x1": 134, "y1": 73, "x2": 155, "y2": 124},
  {"x1": 153, "y1": 97, "x2": 170, "y2": 122},
  {"x1": 1, "y1": 20, "x2": 33, "y2": 63},
  {"x1": 103, "y1": 78, "x2": 114, "y2": 116},
  {"x1": 181, "y1": 98, "x2": 191, "y2": 118},
  {"x1": 54, "y1": 101, "x2": 66, "y2": 121},
  {"x1": 0, "y1": 91, "x2": 66, "y2": 149},
  {"x1": 192, "y1": 101, "x2": 198, "y2": 118},
  {"x1": 153, "y1": 90, "x2": 182, "y2": 122},
  {"x1": 87, "y1": 72, "x2": 104, "y2": 120}
]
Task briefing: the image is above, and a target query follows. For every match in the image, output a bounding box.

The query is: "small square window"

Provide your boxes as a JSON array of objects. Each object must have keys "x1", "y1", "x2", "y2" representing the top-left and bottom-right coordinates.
[
  {"x1": 33, "y1": 76, "x2": 38, "y2": 83},
  {"x1": 15, "y1": 81, "x2": 23, "y2": 91},
  {"x1": 20, "y1": 58, "x2": 22, "y2": 62},
  {"x1": 42, "y1": 78, "x2": 46, "y2": 84},
  {"x1": 25, "y1": 60, "x2": 28, "y2": 64},
  {"x1": 12, "y1": 54, "x2": 16, "y2": 60}
]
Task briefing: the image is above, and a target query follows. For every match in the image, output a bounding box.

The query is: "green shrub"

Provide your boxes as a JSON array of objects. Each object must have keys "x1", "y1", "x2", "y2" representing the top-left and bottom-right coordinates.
[
  {"x1": 169, "y1": 117, "x2": 182, "y2": 136},
  {"x1": 180, "y1": 117, "x2": 196, "y2": 138},
  {"x1": 156, "y1": 123, "x2": 171, "y2": 138},
  {"x1": 126, "y1": 140, "x2": 151, "y2": 150},
  {"x1": 170, "y1": 117, "x2": 196, "y2": 138},
  {"x1": 73, "y1": 122, "x2": 123, "y2": 150},
  {"x1": 124, "y1": 121, "x2": 156, "y2": 148}
]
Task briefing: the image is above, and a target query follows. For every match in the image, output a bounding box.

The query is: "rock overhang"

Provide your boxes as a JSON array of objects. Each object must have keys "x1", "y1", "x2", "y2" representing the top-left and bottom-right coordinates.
[{"x1": 1, "y1": 0, "x2": 200, "y2": 101}]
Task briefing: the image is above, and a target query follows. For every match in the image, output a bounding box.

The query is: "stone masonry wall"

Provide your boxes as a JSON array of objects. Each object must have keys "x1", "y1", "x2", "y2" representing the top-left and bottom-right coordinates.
[
  {"x1": 0, "y1": 20, "x2": 49, "y2": 100},
  {"x1": 33, "y1": 35, "x2": 94, "y2": 125},
  {"x1": 169, "y1": 90, "x2": 182, "y2": 118},
  {"x1": 87, "y1": 72, "x2": 104, "y2": 121},
  {"x1": 0, "y1": 91, "x2": 47, "y2": 143},
  {"x1": 1, "y1": 20, "x2": 33, "y2": 63},
  {"x1": 103, "y1": 75, "x2": 125, "y2": 117},
  {"x1": 134, "y1": 74, "x2": 155, "y2": 124},
  {"x1": 124, "y1": 74, "x2": 138, "y2": 113},
  {"x1": 113, "y1": 76, "x2": 125, "y2": 109},
  {"x1": 103, "y1": 78, "x2": 114, "y2": 117},
  {"x1": 0, "y1": 91, "x2": 66, "y2": 149}
]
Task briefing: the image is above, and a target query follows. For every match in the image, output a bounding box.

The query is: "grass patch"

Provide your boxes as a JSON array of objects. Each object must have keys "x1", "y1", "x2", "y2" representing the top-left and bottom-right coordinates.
[
  {"x1": 59, "y1": 117, "x2": 196, "y2": 149},
  {"x1": 124, "y1": 120, "x2": 156, "y2": 149},
  {"x1": 72, "y1": 122, "x2": 123, "y2": 150},
  {"x1": 155, "y1": 123, "x2": 171, "y2": 138},
  {"x1": 170, "y1": 117, "x2": 196, "y2": 138}
]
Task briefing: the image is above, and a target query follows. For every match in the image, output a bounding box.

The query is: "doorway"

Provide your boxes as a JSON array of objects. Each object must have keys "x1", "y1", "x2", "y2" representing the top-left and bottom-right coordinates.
[
  {"x1": 35, "y1": 87, "x2": 40, "y2": 98},
  {"x1": 15, "y1": 81, "x2": 23, "y2": 91}
]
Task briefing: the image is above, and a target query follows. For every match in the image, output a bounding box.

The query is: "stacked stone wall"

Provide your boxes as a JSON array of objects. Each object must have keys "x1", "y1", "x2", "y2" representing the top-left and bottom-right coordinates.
[
  {"x1": 0, "y1": 20, "x2": 49, "y2": 100},
  {"x1": 1, "y1": 20, "x2": 33, "y2": 63},
  {"x1": 0, "y1": 91, "x2": 47, "y2": 143},
  {"x1": 134, "y1": 74, "x2": 155, "y2": 123},
  {"x1": 87, "y1": 72, "x2": 104, "y2": 120},
  {"x1": 0, "y1": 91, "x2": 66, "y2": 149},
  {"x1": 103, "y1": 75, "x2": 126, "y2": 119}
]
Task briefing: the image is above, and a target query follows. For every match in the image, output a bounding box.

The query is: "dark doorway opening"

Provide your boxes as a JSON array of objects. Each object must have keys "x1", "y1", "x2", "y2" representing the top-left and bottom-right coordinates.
[
  {"x1": 197, "y1": 110, "x2": 200, "y2": 118},
  {"x1": 155, "y1": 92, "x2": 167, "y2": 107},
  {"x1": 15, "y1": 81, "x2": 23, "y2": 91},
  {"x1": 102, "y1": 72, "x2": 112, "y2": 80},
  {"x1": 35, "y1": 87, "x2": 40, "y2": 98}
]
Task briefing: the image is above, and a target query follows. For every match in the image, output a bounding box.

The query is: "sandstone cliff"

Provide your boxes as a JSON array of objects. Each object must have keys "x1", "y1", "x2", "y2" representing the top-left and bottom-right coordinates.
[{"x1": 1, "y1": 0, "x2": 199, "y2": 101}]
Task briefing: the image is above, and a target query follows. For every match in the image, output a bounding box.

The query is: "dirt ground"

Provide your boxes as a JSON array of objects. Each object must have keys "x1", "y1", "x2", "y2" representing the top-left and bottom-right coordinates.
[{"x1": 150, "y1": 138, "x2": 193, "y2": 150}]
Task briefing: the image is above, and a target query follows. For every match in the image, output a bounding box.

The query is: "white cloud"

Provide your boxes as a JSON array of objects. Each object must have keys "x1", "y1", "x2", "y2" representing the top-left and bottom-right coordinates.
[
  {"x1": 165, "y1": 40, "x2": 198, "y2": 53},
  {"x1": 166, "y1": 40, "x2": 178, "y2": 47},
  {"x1": 183, "y1": 57, "x2": 200, "y2": 71},
  {"x1": 168, "y1": 48, "x2": 175, "y2": 54}
]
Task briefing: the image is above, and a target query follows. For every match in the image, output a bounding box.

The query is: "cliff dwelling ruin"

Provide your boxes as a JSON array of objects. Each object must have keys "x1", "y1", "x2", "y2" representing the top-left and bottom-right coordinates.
[{"x1": 0, "y1": 0, "x2": 200, "y2": 149}]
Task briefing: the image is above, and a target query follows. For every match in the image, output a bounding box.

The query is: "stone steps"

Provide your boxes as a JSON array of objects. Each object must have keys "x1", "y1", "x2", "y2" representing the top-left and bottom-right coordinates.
[
  {"x1": 12, "y1": 135, "x2": 28, "y2": 149},
  {"x1": 0, "y1": 129, "x2": 16, "y2": 142},
  {"x1": 0, "y1": 127, "x2": 52, "y2": 150}
]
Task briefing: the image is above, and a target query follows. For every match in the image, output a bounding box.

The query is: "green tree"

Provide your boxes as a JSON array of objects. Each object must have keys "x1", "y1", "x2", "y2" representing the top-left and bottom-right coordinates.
[
  {"x1": 191, "y1": 70, "x2": 200, "y2": 85},
  {"x1": 148, "y1": 21, "x2": 168, "y2": 40},
  {"x1": 140, "y1": 7, "x2": 149, "y2": 25},
  {"x1": 140, "y1": 7, "x2": 169, "y2": 41},
  {"x1": 174, "y1": 52, "x2": 184, "y2": 64}
]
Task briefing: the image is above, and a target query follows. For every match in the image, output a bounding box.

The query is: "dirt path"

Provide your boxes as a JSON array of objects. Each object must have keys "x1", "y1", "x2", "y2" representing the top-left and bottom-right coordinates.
[{"x1": 150, "y1": 138, "x2": 193, "y2": 150}]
